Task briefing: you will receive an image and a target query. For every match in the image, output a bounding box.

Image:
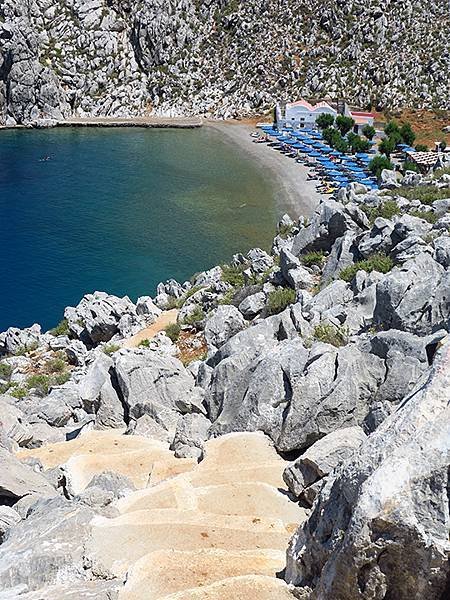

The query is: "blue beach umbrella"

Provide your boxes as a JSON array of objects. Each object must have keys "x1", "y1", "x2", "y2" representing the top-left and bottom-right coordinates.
[{"x1": 309, "y1": 151, "x2": 322, "y2": 158}]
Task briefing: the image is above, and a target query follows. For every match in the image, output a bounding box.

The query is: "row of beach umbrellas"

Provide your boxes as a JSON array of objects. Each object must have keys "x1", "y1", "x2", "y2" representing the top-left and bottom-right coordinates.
[{"x1": 259, "y1": 125, "x2": 378, "y2": 190}]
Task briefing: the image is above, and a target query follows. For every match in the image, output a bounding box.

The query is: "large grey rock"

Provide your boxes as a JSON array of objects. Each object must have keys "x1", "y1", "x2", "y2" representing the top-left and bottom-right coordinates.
[
  {"x1": 283, "y1": 426, "x2": 367, "y2": 502},
  {"x1": 0, "y1": 506, "x2": 21, "y2": 543},
  {"x1": 286, "y1": 339, "x2": 450, "y2": 600},
  {"x1": 64, "y1": 291, "x2": 138, "y2": 346},
  {"x1": 170, "y1": 413, "x2": 211, "y2": 460},
  {"x1": 278, "y1": 344, "x2": 385, "y2": 452},
  {"x1": 0, "y1": 448, "x2": 56, "y2": 502},
  {"x1": 0, "y1": 496, "x2": 96, "y2": 595},
  {"x1": 292, "y1": 200, "x2": 364, "y2": 256},
  {"x1": 279, "y1": 248, "x2": 314, "y2": 290},
  {"x1": 209, "y1": 338, "x2": 309, "y2": 444},
  {"x1": 238, "y1": 291, "x2": 266, "y2": 319},
  {"x1": 0, "y1": 324, "x2": 41, "y2": 356},
  {"x1": 78, "y1": 353, "x2": 125, "y2": 428},
  {"x1": 246, "y1": 248, "x2": 274, "y2": 273},
  {"x1": 126, "y1": 414, "x2": 171, "y2": 443},
  {"x1": 114, "y1": 348, "x2": 205, "y2": 437},
  {"x1": 357, "y1": 217, "x2": 395, "y2": 258},
  {"x1": 0, "y1": 396, "x2": 33, "y2": 448},
  {"x1": 322, "y1": 231, "x2": 359, "y2": 281},
  {"x1": 205, "y1": 309, "x2": 298, "y2": 421},
  {"x1": 434, "y1": 235, "x2": 450, "y2": 267},
  {"x1": 374, "y1": 252, "x2": 447, "y2": 334},
  {"x1": 204, "y1": 305, "x2": 246, "y2": 350}
]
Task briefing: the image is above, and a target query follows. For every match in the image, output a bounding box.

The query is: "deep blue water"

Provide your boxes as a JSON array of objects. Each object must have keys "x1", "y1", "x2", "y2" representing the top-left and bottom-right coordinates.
[{"x1": 0, "y1": 127, "x2": 277, "y2": 331}]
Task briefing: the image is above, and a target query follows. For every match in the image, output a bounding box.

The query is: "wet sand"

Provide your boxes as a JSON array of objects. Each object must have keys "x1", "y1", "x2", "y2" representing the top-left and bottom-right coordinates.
[{"x1": 209, "y1": 122, "x2": 322, "y2": 219}]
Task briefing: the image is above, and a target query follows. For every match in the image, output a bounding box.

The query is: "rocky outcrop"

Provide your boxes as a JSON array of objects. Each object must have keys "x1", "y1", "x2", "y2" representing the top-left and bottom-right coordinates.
[
  {"x1": 286, "y1": 339, "x2": 450, "y2": 600},
  {"x1": 0, "y1": 0, "x2": 448, "y2": 124}
]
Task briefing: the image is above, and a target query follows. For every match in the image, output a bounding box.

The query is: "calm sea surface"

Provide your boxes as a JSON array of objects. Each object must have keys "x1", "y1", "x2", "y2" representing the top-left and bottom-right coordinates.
[{"x1": 0, "y1": 127, "x2": 277, "y2": 331}]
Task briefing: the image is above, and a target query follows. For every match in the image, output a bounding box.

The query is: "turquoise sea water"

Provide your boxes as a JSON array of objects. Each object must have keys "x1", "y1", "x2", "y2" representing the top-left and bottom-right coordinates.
[{"x1": 0, "y1": 127, "x2": 277, "y2": 331}]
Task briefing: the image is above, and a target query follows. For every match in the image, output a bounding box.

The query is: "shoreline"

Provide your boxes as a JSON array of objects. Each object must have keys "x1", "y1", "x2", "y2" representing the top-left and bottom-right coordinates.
[
  {"x1": 1, "y1": 116, "x2": 322, "y2": 219},
  {"x1": 208, "y1": 122, "x2": 321, "y2": 219}
]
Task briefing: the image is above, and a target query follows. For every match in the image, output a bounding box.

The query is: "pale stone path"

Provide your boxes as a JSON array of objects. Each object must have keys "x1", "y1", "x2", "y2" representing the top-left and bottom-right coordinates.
[
  {"x1": 18, "y1": 431, "x2": 306, "y2": 598},
  {"x1": 122, "y1": 309, "x2": 179, "y2": 348}
]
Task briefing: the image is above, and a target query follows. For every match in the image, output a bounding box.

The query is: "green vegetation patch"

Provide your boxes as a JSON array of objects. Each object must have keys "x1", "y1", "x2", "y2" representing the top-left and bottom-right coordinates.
[
  {"x1": 339, "y1": 253, "x2": 394, "y2": 282},
  {"x1": 165, "y1": 323, "x2": 181, "y2": 343},
  {"x1": 49, "y1": 319, "x2": 69, "y2": 337},
  {"x1": 409, "y1": 210, "x2": 439, "y2": 224},
  {"x1": 361, "y1": 200, "x2": 401, "y2": 224},
  {"x1": 301, "y1": 251, "x2": 325, "y2": 268},
  {"x1": 0, "y1": 363, "x2": 13, "y2": 380},
  {"x1": 386, "y1": 185, "x2": 450, "y2": 205},
  {"x1": 182, "y1": 307, "x2": 205, "y2": 326},
  {"x1": 313, "y1": 323, "x2": 348, "y2": 347},
  {"x1": 267, "y1": 287, "x2": 296, "y2": 316},
  {"x1": 103, "y1": 343, "x2": 121, "y2": 356},
  {"x1": 221, "y1": 264, "x2": 246, "y2": 288}
]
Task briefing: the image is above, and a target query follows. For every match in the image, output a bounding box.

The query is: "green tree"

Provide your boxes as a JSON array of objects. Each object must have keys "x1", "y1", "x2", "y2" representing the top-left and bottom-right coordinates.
[
  {"x1": 415, "y1": 144, "x2": 428, "y2": 152},
  {"x1": 362, "y1": 124, "x2": 376, "y2": 140},
  {"x1": 384, "y1": 120, "x2": 400, "y2": 137},
  {"x1": 315, "y1": 113, "x2": 335, "y2": 130},
  {"x1": 379, "y1": 137, "x2": 396, "y2": 157},
  {"x1": 322, "y1": 126, "x2": 337, "y2": 145},
  {"x1": 349, "y1": 135, "x2": 371, "y2": 153},
  {"x1": 333, "y1": 135, "x2": 349, "y2": 154},
  {"x1": 439, "y1": 140, "x2": 447, "y2": 151},
  {"x1": 368, "y1": 155, "x2": 394, "y2": 179},
  {"x1": 335, "y1": 115, "x2": 355, "y2": 136},
  {"x1": 399, "y1": 122, "x2": 416, "y2": 146}
]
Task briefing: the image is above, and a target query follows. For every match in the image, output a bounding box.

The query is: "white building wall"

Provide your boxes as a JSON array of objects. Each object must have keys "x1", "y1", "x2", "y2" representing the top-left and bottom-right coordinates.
[{"x1": 283, "y1": 104, "x2": 337, "y2": 129}]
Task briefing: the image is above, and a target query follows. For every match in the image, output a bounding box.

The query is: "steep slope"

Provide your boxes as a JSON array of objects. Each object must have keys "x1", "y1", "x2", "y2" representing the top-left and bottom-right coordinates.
[{"x1": 0, "y1": 0, "x2": 448, "y2": 125}]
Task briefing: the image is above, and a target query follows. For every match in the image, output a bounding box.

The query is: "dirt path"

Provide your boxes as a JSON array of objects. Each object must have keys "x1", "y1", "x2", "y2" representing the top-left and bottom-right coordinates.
[{"x1": 122, "y1": 309, "x2": 178, "y2": 348}]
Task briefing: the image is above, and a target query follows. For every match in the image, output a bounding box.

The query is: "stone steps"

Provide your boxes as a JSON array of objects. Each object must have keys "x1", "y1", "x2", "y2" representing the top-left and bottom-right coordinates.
[
  {"x1": 18, "y1": 432, "x2": 303, "y2": 598},
  {"x1": 118, "y1": 549, "x2": 285, "y2": 599}
]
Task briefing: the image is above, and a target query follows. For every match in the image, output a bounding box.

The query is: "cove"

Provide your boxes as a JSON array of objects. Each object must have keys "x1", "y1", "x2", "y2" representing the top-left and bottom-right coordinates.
[{"x1": 0, "y1": 127, "x2": 277, "y2": 331}]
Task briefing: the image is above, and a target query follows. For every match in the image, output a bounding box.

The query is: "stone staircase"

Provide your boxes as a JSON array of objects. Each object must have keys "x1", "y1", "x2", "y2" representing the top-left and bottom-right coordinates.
[{"x1": 18, "y1": 431, "x2": 305, "y2": 598}]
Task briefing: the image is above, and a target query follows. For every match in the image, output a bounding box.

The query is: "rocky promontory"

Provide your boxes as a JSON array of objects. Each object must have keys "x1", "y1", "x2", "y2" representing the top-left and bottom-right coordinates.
[
  {"x1": 0, "y1": 173, "x2": 449, "y2": 598},
  {"x1": 0, "y1": 0, "x2": 449, "y2": 125}
]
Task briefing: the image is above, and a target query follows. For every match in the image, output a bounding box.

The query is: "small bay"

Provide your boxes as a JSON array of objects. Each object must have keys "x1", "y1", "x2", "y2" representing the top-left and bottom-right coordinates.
[{"x1": 0, "y1": 127, "x2": 277, "y2": 331}]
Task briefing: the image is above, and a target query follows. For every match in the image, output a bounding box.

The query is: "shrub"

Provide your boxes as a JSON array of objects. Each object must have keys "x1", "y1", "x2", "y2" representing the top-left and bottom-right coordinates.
[
  {"x1": 165, "y1": 323, "x2": 181, "y2": 342},
  {"x1": 103, "y1": 343, "x2": 120, "y2": 355},
  {"x1": 399, "y1": 122, "x2": 416, "y2": 146},
  {"x1": 182, "y1": 307, "x2": 205, "y2": 326},
  {"x1": 433, "y1": 166, "x2": 450, "y2": 179},
  {"x1": 386, "y1": 185, "x2": 450, "y2": 205},
  {"x1": 183, "y1": 286, "x2": 202, "y2": 301},
  {"x1": 0, "y1": 363, "x2": 12, "y2": 380},
  {"x1": 335, "y1": 115, "x2": 355, "y2": 136},
  {"x1": 278, "y1": 222, "x2": 295, "y2": 239},
  {"x1": 267, "y1": 287, "x2": 296, "y2": 315},
  {"x1": 362, "y1": 124, "x2": 376, "y2": 140},
  {"x1": 316, "y1": 113, "x2": 335, "y2": 130},
  {"x1": 49, "y1": 319, "x2": 69, "y2": 336},
  {"x1": 368, "y1": 155, "x2": 394, "y2": 179},
  {"x1": 361, "y1": 200, "x2": 400, "y2": 223},
  {"x1": 218, "y1": 289, "x2": 236, "y2": 305},
  {"x1": 138, "y1": 338, "x2": 150, "y2": 348},
  {"x1": 46, "y1": 357, "x2": 66, "y2": 373},
  {"x1": 415, "y1": 144, "x2": 428, "y2": 152},
  {"x1": 9, "y1": 386, "x2": 28, "y2": 399},
  {"x1": 221, "y1": 264, "x2": 245, "y2": 288},
  {"x1": 409, "y1": 210, "x2": 438, "y2": 224},
  {"x1": 52, "y1": 372, "x2": 70, "y2": 386},
  {"x1": 339, "y1": 253, "x2": 394, "y2": 282},
  {"x1": 379, "y1": 137, "x2": 396, "y2": 157},
  {"x1": 26, "y1": 374, "x2": 50, "y2": 396},
  {"x1": 402, "y1": 160, "x2": 419, "y2": 173},
  {"x1": 384, "y1": 120, "x2": 400, "y2": 137},
  {"x1": 313, "y1": 323, "x2": 348, "y2": 347},
  {"x1": 301, "y1": 251, "x2": 324, "y2": 267}
]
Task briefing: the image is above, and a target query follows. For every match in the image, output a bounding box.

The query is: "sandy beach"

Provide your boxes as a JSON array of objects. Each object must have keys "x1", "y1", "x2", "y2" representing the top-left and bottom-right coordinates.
[{"x1": 209, "y1": 122, "x2": 322, "y2": 219}]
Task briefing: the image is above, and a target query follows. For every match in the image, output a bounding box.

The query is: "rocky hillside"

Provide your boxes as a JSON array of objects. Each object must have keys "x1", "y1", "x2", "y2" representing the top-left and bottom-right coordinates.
[
  {"x1": 0, "y1": 0, "x2": 449, "y2": 125},
  {"x1": 0, "y1": 172, "x2": 449, "y2": 598}
]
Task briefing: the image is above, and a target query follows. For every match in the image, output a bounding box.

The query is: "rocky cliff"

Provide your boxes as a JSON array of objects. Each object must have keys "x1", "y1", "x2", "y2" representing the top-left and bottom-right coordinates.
[
  {"x1": 0, "y1": 0, "x2": 449, "y2": 125},
  {"x1": 0, "y1": 173, "x2": 449, "y2": 598}
]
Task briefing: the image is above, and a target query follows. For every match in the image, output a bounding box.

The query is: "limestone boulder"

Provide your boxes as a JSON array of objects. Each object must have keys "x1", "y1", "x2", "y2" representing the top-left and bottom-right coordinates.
[
  {"x1": 204, "y1": 306, "x2": 246, "y2": 351},
  {"x1": 286, "y1": 339, "x2": 450, "y2": 600}
]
